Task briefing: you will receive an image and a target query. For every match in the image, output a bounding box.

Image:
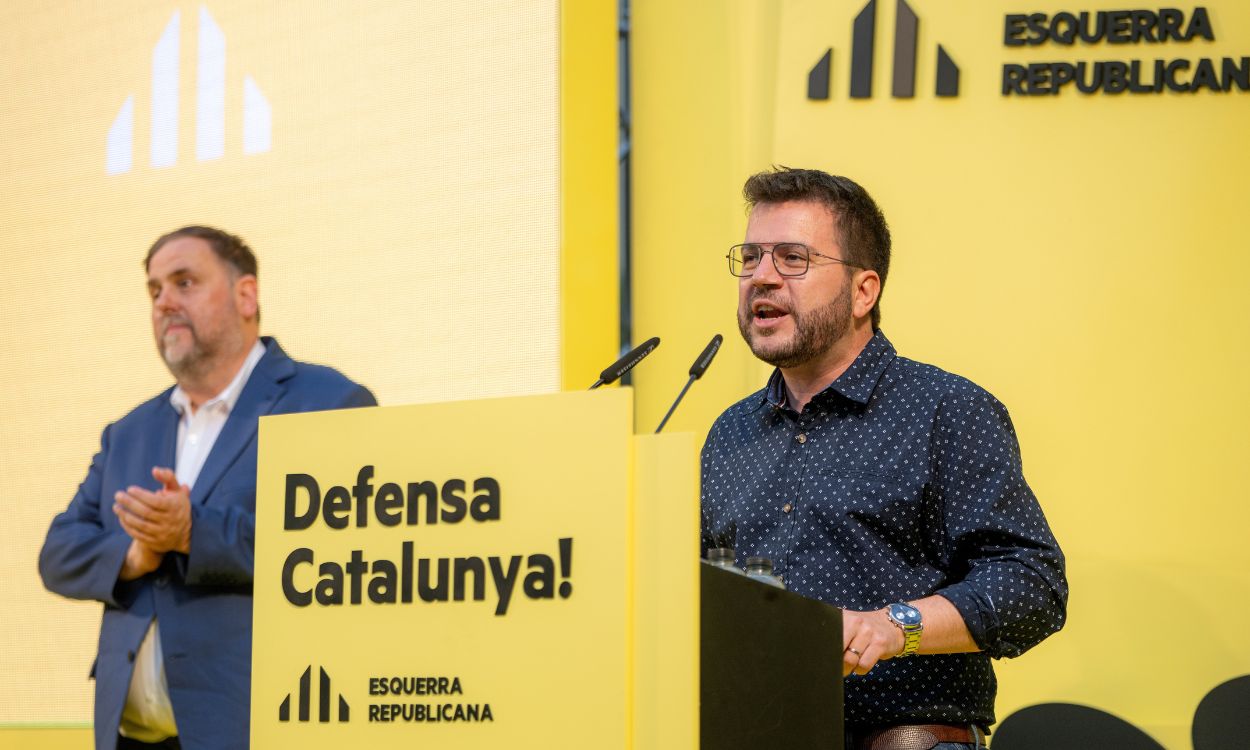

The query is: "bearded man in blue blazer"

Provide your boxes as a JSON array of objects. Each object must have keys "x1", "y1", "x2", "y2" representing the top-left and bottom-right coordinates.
[{"x1": 40, "y1": 226, "x2": 376, "y2": 750}]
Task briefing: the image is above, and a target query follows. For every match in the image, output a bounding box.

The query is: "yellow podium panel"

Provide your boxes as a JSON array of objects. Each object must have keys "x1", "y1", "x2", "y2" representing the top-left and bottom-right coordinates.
[
  {"x1": 252, "y1": 388, "x2": 697, "y2": 749},
  {"x1": 632, "y1": 433, "x2": 699, "y2": 749}
]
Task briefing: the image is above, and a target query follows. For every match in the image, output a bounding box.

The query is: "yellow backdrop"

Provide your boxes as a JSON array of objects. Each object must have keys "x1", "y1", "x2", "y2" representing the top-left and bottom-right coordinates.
[
  {"x1": 632, "y1": 1, "x2": 1250, "y2": 747},
  {"x1": 8, "y1": 0, "x2": 1247, "y2": 747},
  {"x1": 0, "y1": 0, "x2": 616, "y2": 745}
]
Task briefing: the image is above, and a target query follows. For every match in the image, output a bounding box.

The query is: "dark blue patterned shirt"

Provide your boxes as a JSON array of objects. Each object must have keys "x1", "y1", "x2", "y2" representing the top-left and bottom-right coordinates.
[{"x1": 700, "y1": 330, "x2": 1067, "y2": 730}]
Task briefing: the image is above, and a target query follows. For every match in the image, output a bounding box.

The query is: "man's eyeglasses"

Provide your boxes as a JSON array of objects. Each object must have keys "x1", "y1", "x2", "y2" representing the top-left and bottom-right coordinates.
[{"x1": 726, "y1": 243, "x2": 863, "y2": 278}]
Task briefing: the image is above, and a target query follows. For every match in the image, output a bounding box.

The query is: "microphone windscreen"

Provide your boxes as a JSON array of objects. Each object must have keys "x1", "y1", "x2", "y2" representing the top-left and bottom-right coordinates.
[
  {"x1": 689, "y1": 334, "x2": 723, "y2": 379},
  {"x1": 600, "y1": 336, "x2": 661, "y2": 384}
]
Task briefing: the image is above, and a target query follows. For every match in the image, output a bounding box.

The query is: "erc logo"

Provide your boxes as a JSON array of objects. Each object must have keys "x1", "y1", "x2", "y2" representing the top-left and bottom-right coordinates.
[
  {"x1": 807, "y1": 0, "x2": 960, "y2": 100},
  {"x1": 107, "y1": 5, "x2": 272, "y2": 175},
  {"x1": 278, "y1": 665, "x2": 350, "y2": 723}
]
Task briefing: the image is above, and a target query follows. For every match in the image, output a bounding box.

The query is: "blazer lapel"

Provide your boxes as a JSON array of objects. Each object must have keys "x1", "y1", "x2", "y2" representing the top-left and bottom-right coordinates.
[
  {"x1": 149, "y1": 395, "x2": 179, "y2": 476},
  {"x1": 190, "y1": 339, "x2": 292, "y2": 504}
]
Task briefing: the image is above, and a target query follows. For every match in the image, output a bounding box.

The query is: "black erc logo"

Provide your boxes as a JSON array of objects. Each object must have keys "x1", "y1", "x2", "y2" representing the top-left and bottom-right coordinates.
[
  {"x1": 807, "y1": 0, "x2": 959, "y2": 100},
  {"x1": 279, "y1": 665, "x2": 350, "y2": 723}
]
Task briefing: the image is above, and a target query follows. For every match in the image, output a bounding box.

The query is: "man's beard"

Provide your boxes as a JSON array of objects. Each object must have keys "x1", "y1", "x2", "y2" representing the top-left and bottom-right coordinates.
[
  {"x1": 159, "y1": 323, "x2": 213, "y2": 380},
  {"x1": 157, "y1": 315, "x2": 237, "y2": 381},
  {"x1": 737, "y1": 281, "x2": 852, "y2": 369}
]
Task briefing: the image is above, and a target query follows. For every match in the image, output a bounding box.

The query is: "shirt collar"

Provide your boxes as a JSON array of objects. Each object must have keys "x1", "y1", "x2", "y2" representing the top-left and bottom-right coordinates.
[
  {"x1": 760, "y1": 329, "x2": 897, "y2": 411},
  {"x1": 169, "y1": 339, "x2": 267, "y2": 417}
]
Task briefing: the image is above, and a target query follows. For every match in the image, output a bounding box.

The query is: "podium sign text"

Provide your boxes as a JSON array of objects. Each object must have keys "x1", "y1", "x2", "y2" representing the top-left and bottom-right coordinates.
[{"x1": 251, "y1": 389, "x2": 678, "y2": 748}]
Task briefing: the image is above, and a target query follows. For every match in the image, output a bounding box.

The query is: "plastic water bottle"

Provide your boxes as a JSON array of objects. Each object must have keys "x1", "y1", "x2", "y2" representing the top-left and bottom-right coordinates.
[
  {"x1": 744, "y1": 556, "x2": 785, "y2": 589},
  {"x1": 704, "y1": 547, "x2": 747, "y2": 575}
]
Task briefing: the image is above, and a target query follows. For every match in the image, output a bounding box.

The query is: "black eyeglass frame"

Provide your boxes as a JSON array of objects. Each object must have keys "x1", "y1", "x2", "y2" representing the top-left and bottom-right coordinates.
[{"x1": 726, "y1": 242, "x2": 865, "y2": 278}]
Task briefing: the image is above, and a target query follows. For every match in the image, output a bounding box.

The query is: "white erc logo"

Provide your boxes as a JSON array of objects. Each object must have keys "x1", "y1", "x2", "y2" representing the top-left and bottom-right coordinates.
[{"x1": 107, "y1": 5, "x2": 271, "y2": 174}]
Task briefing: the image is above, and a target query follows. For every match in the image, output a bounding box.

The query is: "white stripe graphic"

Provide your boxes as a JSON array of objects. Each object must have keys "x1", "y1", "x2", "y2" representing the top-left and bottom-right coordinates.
[
  {"x1": 196, "y1": 6, "x2": 226, "y2": 161},
  {"x1": 150, "y1": 10, "x2": 180, "y2": 168},
  {"x1": 106, "y1": 96, "x2": 134, "y2": 175},
  {"x1": 109, "y1": 5, "x2": 273, "y2": 174},
  {"x1": 242, "y1": 75, "x2": 271, "y2": 154}
]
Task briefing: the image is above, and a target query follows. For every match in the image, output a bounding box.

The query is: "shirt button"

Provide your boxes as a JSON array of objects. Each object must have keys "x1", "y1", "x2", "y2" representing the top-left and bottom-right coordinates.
[
  {"x1": 782, "y1": 502, "x2": 793, "y2": 513},
  {"x1": 796, "y1": 433, "x2": 807, "y2": 444},
  {"x1": 188, "y1": 433, "x2": 199, "y2": 445}
]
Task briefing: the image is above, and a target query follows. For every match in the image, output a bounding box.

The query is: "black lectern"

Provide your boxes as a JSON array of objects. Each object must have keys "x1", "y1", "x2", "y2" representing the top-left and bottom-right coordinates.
[{"x1": 701, "y1": 564, "x2": 844, "y2": 749}]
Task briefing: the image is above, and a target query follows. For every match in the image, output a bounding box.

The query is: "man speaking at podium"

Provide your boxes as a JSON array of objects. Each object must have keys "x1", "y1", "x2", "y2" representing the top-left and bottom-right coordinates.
[
  {"x1": 701, "y1": 168, "x2": 1067, "y2": 750},
  {"x1": 40, "y1": 227, "x2": 376, "y2": 750}
]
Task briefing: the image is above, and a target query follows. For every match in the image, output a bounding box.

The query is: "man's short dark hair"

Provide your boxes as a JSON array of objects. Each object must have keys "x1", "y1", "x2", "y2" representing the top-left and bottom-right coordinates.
[
  {"x1": 743, "y1": 167, "x2": 891, "y2": 329},
  {"x1": 144, "y1": 225, "x2": 258, "y2": 279}
]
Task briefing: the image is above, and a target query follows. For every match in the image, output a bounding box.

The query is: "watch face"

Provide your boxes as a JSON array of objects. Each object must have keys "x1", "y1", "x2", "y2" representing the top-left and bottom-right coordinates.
[{"x1": 889, "y1": 603, "x2": 922, "y2": 627}]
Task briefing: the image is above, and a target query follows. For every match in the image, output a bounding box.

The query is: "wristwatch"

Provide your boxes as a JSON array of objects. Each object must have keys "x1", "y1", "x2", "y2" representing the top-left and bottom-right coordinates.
[{"x1": 886, "y1": 602, "x2": 923, "y2": 657}]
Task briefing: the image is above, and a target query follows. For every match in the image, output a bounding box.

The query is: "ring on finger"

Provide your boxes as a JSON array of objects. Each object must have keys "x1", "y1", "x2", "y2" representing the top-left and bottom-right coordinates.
[{"x1": 848, "y1": 647, "x2": 863, "y2": 657}]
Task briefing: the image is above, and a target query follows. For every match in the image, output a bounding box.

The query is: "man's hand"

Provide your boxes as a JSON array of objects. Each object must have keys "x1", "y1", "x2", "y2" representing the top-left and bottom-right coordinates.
[
  {"x1": 841, "y1": 596, "x2": 980, "y2": 676},
  {"x1": 118, "y1": 539, "x2": 164, "y2": 581},
  {"x1": 113, "y1": 467, "x2": 192, "y2": 555},
  {"x1": 842, "y1": 608, "x2": 904, "y2": 677}
]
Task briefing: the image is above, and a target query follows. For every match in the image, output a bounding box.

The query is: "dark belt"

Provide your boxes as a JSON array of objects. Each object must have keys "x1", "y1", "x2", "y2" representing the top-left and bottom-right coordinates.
[
  {"x1": 847, "y1": 723, "x2": 985, "y2": 750},
  {"x1": 117, "y1": 735, "x2": 181, "y2": 750}
]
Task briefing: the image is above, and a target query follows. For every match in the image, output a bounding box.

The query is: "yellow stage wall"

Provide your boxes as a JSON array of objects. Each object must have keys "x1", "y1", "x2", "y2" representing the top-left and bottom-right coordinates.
[
  {"x1": 0, "y1": 0, "x2": 616, "y2": 744},
  {"x1": 8, "y1": 0, "x2": 1248, "y2": 747},
  {"x1": 632, "y1": 1, "x2": 1250, "y2": 747}
]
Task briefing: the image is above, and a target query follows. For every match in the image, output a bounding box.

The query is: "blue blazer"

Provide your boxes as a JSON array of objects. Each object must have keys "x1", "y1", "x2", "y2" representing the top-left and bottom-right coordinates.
[{"x1": 39, "y1": 338, "x2": 376, "y2": 750}]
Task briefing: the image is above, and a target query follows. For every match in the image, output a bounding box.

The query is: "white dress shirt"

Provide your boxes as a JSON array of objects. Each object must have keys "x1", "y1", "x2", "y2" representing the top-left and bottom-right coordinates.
[{"x1": 119, "y1": 340, "x2": 266, "y2": 741}]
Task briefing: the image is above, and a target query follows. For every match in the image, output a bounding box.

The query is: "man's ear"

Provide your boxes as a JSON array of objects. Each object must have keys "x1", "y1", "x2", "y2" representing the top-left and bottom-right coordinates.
[
  {"x1": 852, "y1": 269, "x2": 881, "y2": 321},
  {"x1": 235, "y1": 274, "x2": 259, "y2": 321}
]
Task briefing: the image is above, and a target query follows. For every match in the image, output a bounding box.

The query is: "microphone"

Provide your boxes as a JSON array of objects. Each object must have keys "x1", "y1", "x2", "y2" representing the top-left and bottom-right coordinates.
[
  {"x1": 589, "y1": 336, "x2": 661, "y2": 389},
  {"x1": 655, "y1": 334, "x2": 722, "y2": 433}
]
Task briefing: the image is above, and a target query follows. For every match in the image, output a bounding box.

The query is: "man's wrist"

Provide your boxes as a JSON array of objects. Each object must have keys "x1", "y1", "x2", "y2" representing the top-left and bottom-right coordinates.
[
  {"x1": 880, "y1": 609, "x2": 906, "y2": 655},
  {"x1": 886, "y1": 602, "x2": 924, "y2": 657},
  {"x1": 120, "y1": 540, "x2": 162, "y2": 581}
]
